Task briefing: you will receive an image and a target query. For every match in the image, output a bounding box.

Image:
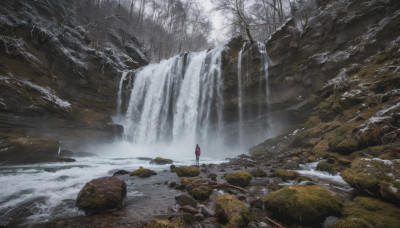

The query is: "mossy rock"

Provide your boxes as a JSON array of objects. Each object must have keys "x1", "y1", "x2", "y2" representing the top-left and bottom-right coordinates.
[
  {"x1": 332, "y1": 197, "x2": 400, "y2": 228},
  {"x1": 130, "y1": 166, "x2": 157, "y2": 178},
  {"x1": 215, "y1": 193, "x2": 250, "y2": 228},
  {"x1": 175, "y1": 166, "x2": 200, "y2": 177},
  {"x1": 251, "y1": 167, "x2": 267, "y2": 177},
  {"x1": 272, "y1": 169, "x2": 300, "y2": 181},
  {"x1": 296, "y1": 176, "x2": 312, "y2": 183},
  {"x1": 341, "y1": 158, "x2": 400, "y2": 203},
  {"x1": 263, "y1": 185, "x2": 343, "y2": 225},
  {"x1": 76, "y1": 177, "x2": 127, "y2": 215},
  {"x1": 180, "y1": 177, "x2": 210, "y2": 186},
  {"x1": 329, "y1": 136, "x2": 359, "y2": 154},
  {"x1": 225, "y1": 171, "x2": 252, "y2": 187},
  {"x1": 140, "y1": 217, "x2": 181, "y2": 228},
  {"x1": 189, "y1": 186, "x2": 212, "y2": 201},
  {"x1": 316, "y1": 161, "x2": 341, "y2": 174},
  {"x1": 150, "y1": 157, "x2": 173, "y2": 165}
]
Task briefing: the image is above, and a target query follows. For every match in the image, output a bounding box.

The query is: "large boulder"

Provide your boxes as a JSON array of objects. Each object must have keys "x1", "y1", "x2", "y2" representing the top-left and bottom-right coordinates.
[
  {"x1": 251, "y1": 167, "x2": 267, "y2": 177},
  {"x1": 271, "y1": 169, "x2": 300, "y2": 181},
  {"x1": 175, "y1": 166, "x2": 200, "y2": 177},
  {"x1": 76, "y1": 177, "x2": 127, "y2": 215},
  {"x1": 332, "y1": 197, "x2": 400, "y2": 228},
  {"x1": 130, "y1": 167, "x2": 157, "y2": 178},
  {"x1": 225, "y1": 171, "x2": 252, "y2": 187},
  {"x1": 189, "y1": 186, "x2": 212, "y2": 201},
  {"x1": 150, "y1": 157, "x2": 173, "y2": 165},
  {"x1": 263, "y1": 185, "x2": 343, "y2": 225},
  {"x1": 175, "y1": 194, "x2": 198, "y2": 208},
  {"x1": 215, "y1": 193, "x2": 250, "y2": 227},
  {"x1": 341, "y1": 158, "x2": 400, "y2": 204}
]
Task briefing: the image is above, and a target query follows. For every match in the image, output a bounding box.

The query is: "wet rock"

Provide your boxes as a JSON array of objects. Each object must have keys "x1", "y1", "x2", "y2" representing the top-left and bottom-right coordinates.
[
  {"x1": 141, "y1": 217, "x2": 182, "y2": 227},
  {"x1": 215, "y1": 193, "x2": 250, "y2": 227},
  {"x1": 180, "y1": 205, "x2": 199, "y2": 214},
  {"x1": 250, "y1": 167, "x2": 267, "y2": 177},
  {"x1": 130, "y1": 167, "x2": 157, "y2": 178},
  {"x1": 150, "y1": 157, "x2": 173, "y2": 165},
  {"x1": 190, "y1": 186, "x2": 212, "y2": 201},
  {"x1": 76, "y1": 177, "x2": 127, "y2": 215},
  {"x1": 271, "y1": 169, "x2": 300, "y2": 181},
  {"x1": 169, "y1": 181, "x2": 177, "y2": 188},
  {"x1": 341, "y1": 158, "x2": 400, "y2": 204},
  {"x1": 0, "y1": 196, "x2": 47, "y2": 227},
  {"x1": 329, "y1": 136, "x2": 359, "y2": 154},
  {"x1": 263, "y1": 185, "x2": 343, "y2": 225},
  {"x1": 170, "y1": 164, "x2": 176, "y2": 172},
  {"x1": 175, "y1": 166, "x2": 200, "y2": 177},
  {"x1": 332, "y1": 197, "x2": 400, "y2": 228},
  {"x1": 248, "y1": 197, "x2": 263, "y2": 209},
  {"x1": 59, "y1": 157, "x2": 76, "y2": 162},
  {"x1": 112, "y1": 170, "x2": 130, "y2": 176},
  {"x1": 175, "y1": 194, "x2": 198, "y2": 208},
  {"x1": 236, "y1": 193, "x2": 246, "y2": 201},
  {"x1": 198, "y1": 204, "x2": 215, "y2": 218},
  {"x1": 316, "y1": 160, "x2": 339, "y2": 174},
  {"x1": 284, "y1": 161, "x2": 300, "y2": 170},
  {"x1": 296, "y1": 176, "x2": 312, "y2": 183},
  {"x1": 208, "y1": 173, "x2": 217, "y2": 181},
  {"x1": 195, "y1": 213, "x2": 204, "y2": 221},
  {"x1": 225, "y1": 171, "x2": 252, "y2": 187},
  {"x1": 181, "y1": 177, "x2": 215, "y2": 188}
]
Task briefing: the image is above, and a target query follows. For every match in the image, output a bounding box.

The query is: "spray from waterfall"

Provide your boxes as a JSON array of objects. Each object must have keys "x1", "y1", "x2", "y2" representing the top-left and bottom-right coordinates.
[
  {"x1": 114, "y1": 42, "x2": 272, "y2": 158},
  {"x1": 120, "y1": 46, "x2": 225, "y2": 156}
]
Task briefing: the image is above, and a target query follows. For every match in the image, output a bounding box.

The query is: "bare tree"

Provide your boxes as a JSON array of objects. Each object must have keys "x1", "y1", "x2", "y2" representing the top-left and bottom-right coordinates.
[{"x1": 212, "y1": 0, "x2": 254, "y2": 43}]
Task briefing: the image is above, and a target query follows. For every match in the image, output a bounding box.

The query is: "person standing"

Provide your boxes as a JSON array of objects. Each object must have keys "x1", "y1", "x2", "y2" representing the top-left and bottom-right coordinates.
[{"x1": 195, "y1": 144, "x2": 201, "y2": 166}]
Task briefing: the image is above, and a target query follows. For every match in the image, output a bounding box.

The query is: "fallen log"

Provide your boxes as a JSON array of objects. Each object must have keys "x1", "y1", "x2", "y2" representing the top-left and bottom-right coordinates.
[
  {"x1": 266, "y1": 216, "x2": 286, "y2": 228},
  {"x1": 212, "y1": 183, "x2": 247, "y2": 193}
]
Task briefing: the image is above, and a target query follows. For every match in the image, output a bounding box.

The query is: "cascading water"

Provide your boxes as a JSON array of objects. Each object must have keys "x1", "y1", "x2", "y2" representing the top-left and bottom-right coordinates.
[
  {"x1": 117, "y1": 71, "x2": 130, "y2": 115},
  {"x1": 115, "y1": 42, "x2": 272, "y2": 158},
  {"x1": 121, "y1": 46, "x2": 225, "y2": 157},
  {"x1": 257, "y1": 42, "x2": 270, "y2": 103},
  {"x1": 237, "y1": 43, "x2": 246, "y2": 151}
]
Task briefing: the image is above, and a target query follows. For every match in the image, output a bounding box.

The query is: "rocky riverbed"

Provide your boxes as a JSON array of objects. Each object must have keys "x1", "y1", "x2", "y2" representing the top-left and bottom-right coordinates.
[{"x1": 0, "y1": 151, "x2": 367, "y2": 228}]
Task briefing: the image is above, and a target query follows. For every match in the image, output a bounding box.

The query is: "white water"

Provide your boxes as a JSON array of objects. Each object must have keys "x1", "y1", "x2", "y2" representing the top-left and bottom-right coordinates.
[
  {"x1": 0, "y1": 42, "x2": 275, "y2": 225},
  {"x1": 117, "y1": 71, "x2": 130, "y2": 115},
  {"x1": 120, "y1": 46, "x2": 227, "y2": 157},
  {"x1": 0, "y1": 153, "x2": 226, "y2": 225},
  {"x1": 296, "y1": 162, "x2": 352, "y2": 191},
  {"x1": 237, "y1": 43, "x2": 246, "y2": 151}
]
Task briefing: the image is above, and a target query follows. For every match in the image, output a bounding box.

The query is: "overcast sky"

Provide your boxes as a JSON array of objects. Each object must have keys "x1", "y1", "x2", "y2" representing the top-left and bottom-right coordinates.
[{"x1": 197, "y1": 0, "x2": 230, "y2": 44}]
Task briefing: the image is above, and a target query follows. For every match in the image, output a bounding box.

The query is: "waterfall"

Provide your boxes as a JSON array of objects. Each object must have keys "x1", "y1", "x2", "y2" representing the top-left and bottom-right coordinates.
[
  {"x1": 237, "y1": 43, "x2": 246, "y2": 151},
  {"x1": 117, "y1": 42, "x2": 271, "y2": 158},
  {"x1": 117, "y1": 71, "x2": 130, "y2": 115},
  {"x1": 122, "y1": 46, "x2": 225, "y2": 155},
  {"x1": 257, "y1": 42, "x2": 270, "y2": 103}
]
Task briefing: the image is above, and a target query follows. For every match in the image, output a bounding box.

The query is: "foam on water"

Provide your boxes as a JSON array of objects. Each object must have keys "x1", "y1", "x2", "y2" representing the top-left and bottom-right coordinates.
[
  {"x1": 0, "y1": 154, "x2": 226, "y2": 225},
  {"x1": 296, "y1": 162, "x2": 352, "y2": 190}
]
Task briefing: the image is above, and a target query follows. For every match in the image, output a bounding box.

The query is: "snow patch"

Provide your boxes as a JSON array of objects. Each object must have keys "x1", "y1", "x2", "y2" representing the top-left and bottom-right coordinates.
[{"x1": 22, "y1": 80, "x2": 71, "y2": 109}]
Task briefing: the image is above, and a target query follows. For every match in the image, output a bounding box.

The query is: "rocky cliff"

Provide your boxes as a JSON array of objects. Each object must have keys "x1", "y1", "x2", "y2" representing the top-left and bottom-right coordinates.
[
  {"x1": 0, "y1": 0, "x2": 148, "y2": 163},
  {"x1": 250, "y1": 0, "x2": 400, "y2": 165}
]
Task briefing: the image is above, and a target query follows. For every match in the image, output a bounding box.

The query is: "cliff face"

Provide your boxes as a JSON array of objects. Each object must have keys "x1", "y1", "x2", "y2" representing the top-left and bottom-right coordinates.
[
  {"x1": 250, "y1": 0, "x2": 400, "y2": 160},
  {"x1": 0, "y1": 0, "x2": 148, "y2": 163}
]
